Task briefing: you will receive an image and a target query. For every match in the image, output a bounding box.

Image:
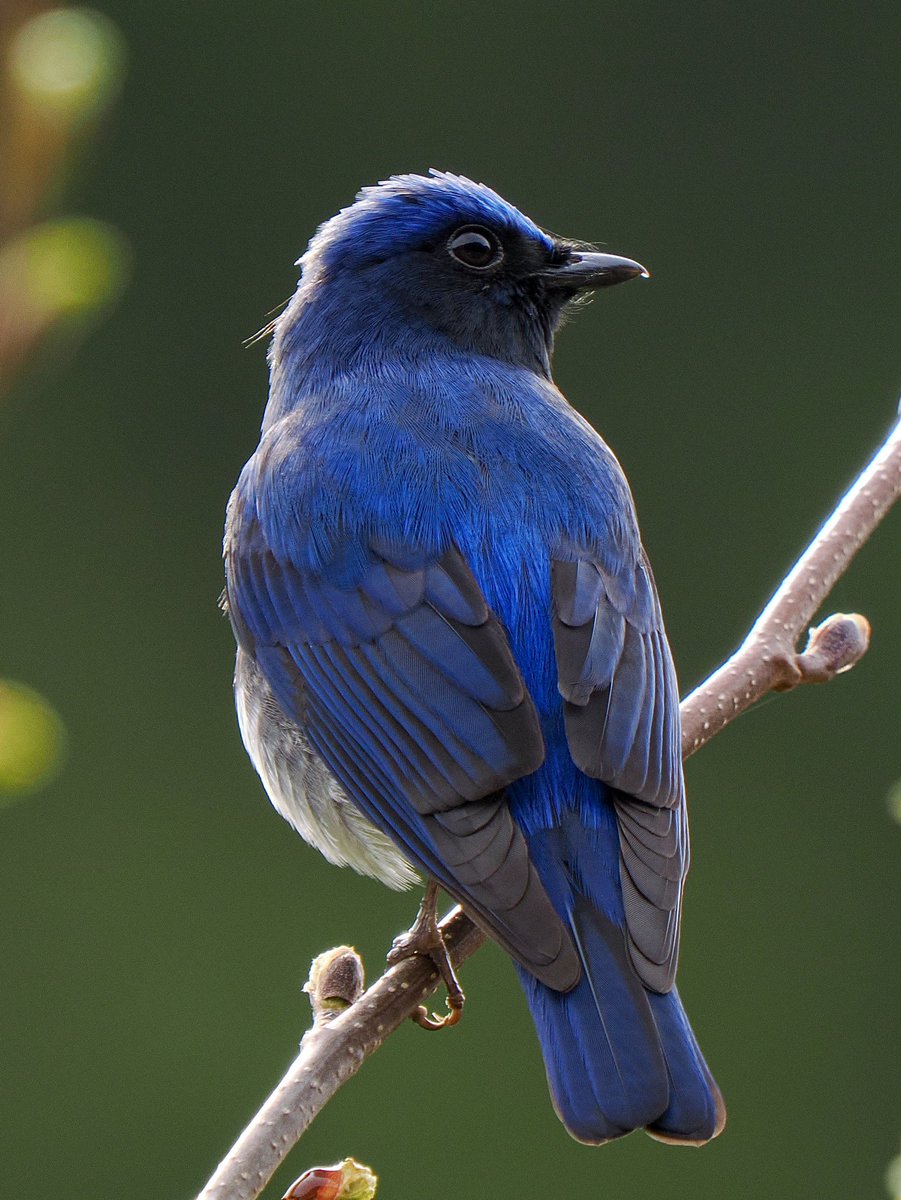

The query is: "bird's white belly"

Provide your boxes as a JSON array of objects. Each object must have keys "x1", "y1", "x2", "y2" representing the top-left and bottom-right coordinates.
[{"x1": 234, "y1": 648, "x2": 418, "y2": 890}]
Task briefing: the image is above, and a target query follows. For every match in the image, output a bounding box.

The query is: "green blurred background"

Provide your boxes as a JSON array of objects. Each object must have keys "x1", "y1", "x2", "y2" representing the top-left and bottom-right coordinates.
[{"x1": 1, "y1": 2, "x2": 899, "y2": 1197}]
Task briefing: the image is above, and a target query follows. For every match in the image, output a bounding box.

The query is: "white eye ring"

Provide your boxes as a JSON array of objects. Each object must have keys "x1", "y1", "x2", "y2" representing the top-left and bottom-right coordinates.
[{"x1": 447, "y1": 225, "x2": 503, "y2": 271}]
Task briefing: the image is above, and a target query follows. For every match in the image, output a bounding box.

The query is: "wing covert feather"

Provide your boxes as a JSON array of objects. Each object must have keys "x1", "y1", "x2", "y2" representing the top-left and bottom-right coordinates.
[
  {"x1": 552, "y1": 548, "x2": 688, "y2": 992},
  {"x1": 226, "y1": 503, "x2": 580, "y2": 991}
]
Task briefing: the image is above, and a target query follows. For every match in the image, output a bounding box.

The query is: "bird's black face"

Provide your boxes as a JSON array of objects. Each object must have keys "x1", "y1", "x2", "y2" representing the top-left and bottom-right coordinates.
[
  {"x1": 287, "y1": 175, "x2": 648, "y2": 378},
  {"x1": 371, "y1": 219, "x2": 647, "y2": 373},
  {"x1": 441, "y1": 222, "x2": 646, "y2": 296}
]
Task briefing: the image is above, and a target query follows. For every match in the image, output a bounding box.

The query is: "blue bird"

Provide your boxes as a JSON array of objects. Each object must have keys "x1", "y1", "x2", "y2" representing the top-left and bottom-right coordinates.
[{"x1": 223, "y1": 171, "x2": 725, "y2": 1145}]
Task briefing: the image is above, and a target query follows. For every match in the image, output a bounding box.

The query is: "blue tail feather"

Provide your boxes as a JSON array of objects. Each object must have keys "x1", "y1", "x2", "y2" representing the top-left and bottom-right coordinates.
[
  {"x1": 518, "y1": 814, "x2": 724, "y2": 1145},
  {"x1": 646, "y1": 988, "x2": 726, "y2": 1144},
  {"x1": 517, "y1": 898, "x2": 669, "y2": 1143}
]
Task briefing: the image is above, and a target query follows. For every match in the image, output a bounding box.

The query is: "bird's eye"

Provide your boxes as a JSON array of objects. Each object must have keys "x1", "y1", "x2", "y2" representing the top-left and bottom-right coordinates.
[{"x1": 447, "y1": 226, "x2": 503, "y2": 270}]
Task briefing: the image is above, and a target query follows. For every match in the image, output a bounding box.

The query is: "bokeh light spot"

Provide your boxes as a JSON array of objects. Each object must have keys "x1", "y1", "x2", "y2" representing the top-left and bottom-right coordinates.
[
  {"x1": 23, "y1": 218, "x2": 129, "y2": 315},
  {"x1": 886, "y1": 1148, "x2": 901, "y2": 1200},
  {"x1": 0, "y1": 679, "x2": 66, "y2": 799},
  {"x1": 886, "y1": 780, "x2": 901, "y2": 827},
  {"x1": 8, "y1": 7, "x2": 125, "y2": 118}
]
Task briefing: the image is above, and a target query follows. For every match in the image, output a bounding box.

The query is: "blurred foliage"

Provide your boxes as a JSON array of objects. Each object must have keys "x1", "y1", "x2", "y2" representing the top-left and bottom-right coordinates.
[
  {"x1": 0, "y1": 678, "x2": 65, "y2": 797},
  {"x1": 8, "y1": 6, "x2": 124, "y2": 120},
  {"x1": 887, "y1": 781, "x2": 901, "y2": 827},
  {"x1": 0, "y1": 215, "x2": 127, "y2": 389},
  {"x1": 888, "y1": 1146, "x2": 901, "y2": 1200},
  {"x1": 0, "y1": 3, "x2": 127, "y2": 792},
  {"x1": 0, "y1": 4, "x2": 127, "y2": 392}
]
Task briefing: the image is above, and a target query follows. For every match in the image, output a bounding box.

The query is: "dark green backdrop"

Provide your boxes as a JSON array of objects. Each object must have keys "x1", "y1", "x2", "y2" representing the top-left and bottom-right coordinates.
[{"x1": 2, "y1": 3, "x2": 899, "y2": 1197}]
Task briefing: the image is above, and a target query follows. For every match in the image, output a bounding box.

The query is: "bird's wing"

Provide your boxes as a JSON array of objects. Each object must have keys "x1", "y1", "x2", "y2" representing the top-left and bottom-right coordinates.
[
  {"x1": 552, "y1": 549, "x2": 687, "y2": 992},
  {"x1": 226, "y1": 503, "x2": 580, "y2": 991}
]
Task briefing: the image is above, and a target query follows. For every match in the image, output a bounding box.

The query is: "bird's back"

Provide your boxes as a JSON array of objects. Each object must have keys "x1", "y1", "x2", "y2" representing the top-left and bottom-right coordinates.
[
  {"x1": 231, "y1": 350, "x2": 641, "y2": 839},
  {"x1": 225, "y1": 170, "x2": 724, "y2": 1145}
]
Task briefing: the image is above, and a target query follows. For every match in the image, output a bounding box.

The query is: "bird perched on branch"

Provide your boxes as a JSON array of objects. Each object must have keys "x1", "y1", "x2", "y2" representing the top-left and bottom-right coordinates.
[{"x1": 223, "y1": 170, "x2": 725, "y2": 1145}]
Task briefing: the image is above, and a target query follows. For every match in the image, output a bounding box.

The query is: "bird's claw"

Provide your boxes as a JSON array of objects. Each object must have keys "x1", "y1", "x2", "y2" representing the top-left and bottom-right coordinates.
[
  {"x1": 387, "y1": 881, "x2": 465, "y2": 1031},
  {"x1": 411, "y1": 991, "x2": 464, "y2": 1031}
]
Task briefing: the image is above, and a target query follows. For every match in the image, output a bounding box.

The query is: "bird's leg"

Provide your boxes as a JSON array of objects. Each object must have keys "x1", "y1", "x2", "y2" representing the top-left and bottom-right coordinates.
[{"x1": 386, "y1": 879, "x2": 465, "y2": 1030}]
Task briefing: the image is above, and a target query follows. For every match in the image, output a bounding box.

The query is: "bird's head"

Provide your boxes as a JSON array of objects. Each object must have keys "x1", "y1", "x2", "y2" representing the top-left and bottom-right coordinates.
[{"x1": 277, "y1": 171, "x2": 647, "y2": 378}]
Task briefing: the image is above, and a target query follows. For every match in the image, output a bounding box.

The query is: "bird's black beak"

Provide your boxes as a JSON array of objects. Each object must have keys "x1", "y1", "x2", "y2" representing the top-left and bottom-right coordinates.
[{"x1": 540, "y1": 249, "x2": 649, "y2": 292}]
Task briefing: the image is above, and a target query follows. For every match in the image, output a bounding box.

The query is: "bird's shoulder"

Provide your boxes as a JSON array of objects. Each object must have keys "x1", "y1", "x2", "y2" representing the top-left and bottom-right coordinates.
[{"x1": 228, "y1": 360, "x2": 642, "y2": 574}]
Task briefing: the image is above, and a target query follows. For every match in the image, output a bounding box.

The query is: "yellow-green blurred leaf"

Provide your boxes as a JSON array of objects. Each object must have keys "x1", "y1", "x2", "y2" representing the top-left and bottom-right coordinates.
[
  {"x1": 8, "y1": 7, "x2": 126, "y2": 123},
  {"x1": 887, "y1": 780, "x2": 901, "y2": 827},
  {"x1": 0, "y1": 216, "x2": 129, "y2": 324},
  {"x1": 0, "y1": 679, "x2": 66, "y2": 798},
  {"x1": 24, "y1": 217, "x2": 128, "y2": 314},
  {"x1": 886, "y1": 1148, "x2": 901, "y2": 1200}
]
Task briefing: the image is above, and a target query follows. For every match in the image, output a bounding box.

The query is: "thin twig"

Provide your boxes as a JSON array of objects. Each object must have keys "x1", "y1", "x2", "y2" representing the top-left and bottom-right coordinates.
[
  {"x1": 681, "y1": 415, "x2": 900, "y2": 755},
  {"x1": 196, "y1": 414, "x2": 901, "y2": 1200},
  {"x1": 197, "y1": 913, "x2": 484, "y2": 1200}
]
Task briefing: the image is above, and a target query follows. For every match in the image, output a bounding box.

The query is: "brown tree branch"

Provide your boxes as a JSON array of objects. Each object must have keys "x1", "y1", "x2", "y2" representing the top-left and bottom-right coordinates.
[
  {"x1": 196, "y1": 414, "x2": 901, "y2": 1200},
  {"x1": 681, "y1": 414, "x2": 900, "y2": 755}
]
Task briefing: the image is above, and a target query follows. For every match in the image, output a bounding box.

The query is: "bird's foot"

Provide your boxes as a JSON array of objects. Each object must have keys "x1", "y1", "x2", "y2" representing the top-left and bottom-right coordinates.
[{"x1": 387, "y1": 881, "x2": 464, "y2": 1030}]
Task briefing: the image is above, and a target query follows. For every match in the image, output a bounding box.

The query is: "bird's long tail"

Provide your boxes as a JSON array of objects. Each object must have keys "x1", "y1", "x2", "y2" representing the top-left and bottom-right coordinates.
[{"x1": 518, "y1": 822, "x2": 725, "y2": 1145}]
